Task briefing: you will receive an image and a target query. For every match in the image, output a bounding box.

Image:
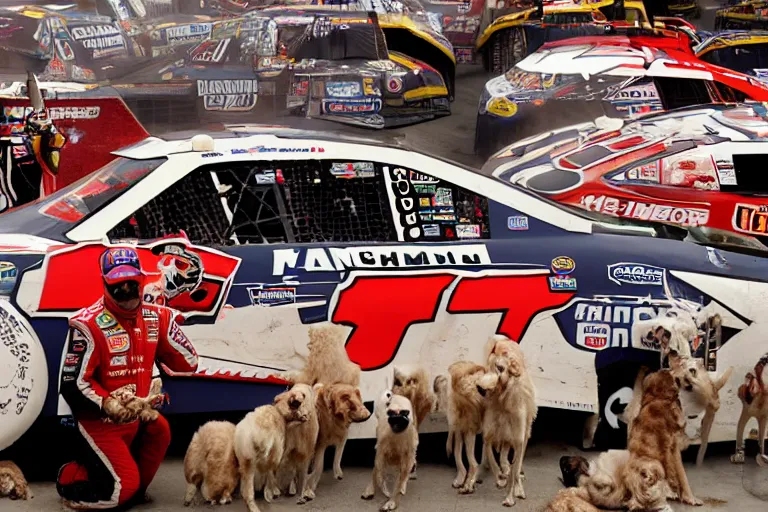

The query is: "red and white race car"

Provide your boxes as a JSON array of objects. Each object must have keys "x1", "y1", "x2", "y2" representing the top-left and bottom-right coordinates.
[{"x1": 488, "y1": 103, "x2": 768, "y2": 247}]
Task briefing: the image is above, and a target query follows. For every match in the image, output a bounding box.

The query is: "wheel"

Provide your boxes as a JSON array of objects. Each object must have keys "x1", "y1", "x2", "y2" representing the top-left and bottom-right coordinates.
[
  {"x1": 490, "y1": 27, "x2": 527, "y2": 75},
  {"x1": 0, "y1": 300, "x2": 49, "y2": 451}
]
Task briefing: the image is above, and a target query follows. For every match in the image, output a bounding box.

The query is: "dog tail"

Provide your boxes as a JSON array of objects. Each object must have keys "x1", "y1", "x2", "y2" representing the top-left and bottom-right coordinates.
[{"x1": 715, "y1": 366, "x2": 734, "y2": 391}]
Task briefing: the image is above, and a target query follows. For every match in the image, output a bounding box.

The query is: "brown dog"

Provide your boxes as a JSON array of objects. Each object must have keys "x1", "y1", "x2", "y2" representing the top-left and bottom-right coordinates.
[
  {"x1": 361, "y1": 394, "x2": 418, "y2": 511},
  {"x1": 731, "y1": 353, "x2": 768, "y2": 466},
  {"x1": 477, "y1": 336, "x2": 537, "y2": 506},
  {"x1": 0, "y1": 460, "x2": 31, "y2": 500},
  {"x1": 627, "y1": 370, "x2": 701, "y2": 506},
  {"x1": 308, "y1": 383, "x2": 371, "y2": 492},
  {"x1": 183, "y1": 421, "x2": 239, "y2": 506},
  {"x1": 234, "y1": 385, "x2": 314, "y2": 512},
  {"x1": 290, "y1": 323, "x2": 360, "y2": 387},
  {"x1": 278, "y1": 383, "x2": 320, "y2": 504},
  {"x1": 442, "y1": 360, "x2": 487, "y2": 491}
]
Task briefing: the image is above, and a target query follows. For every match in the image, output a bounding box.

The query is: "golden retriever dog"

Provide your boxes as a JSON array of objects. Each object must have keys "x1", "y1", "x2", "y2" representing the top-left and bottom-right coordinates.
[
  {"x1": 290, "y1": 322, "x2": 360, "y2": 387},
  {"x1": 308, "y1": 383, "x2": 371, "y2": 491},
  {"x1": 544, "y1": 487, "x2": 600, "y2": 512},
  {"x1": 627, "y1": 369, "x2": 701, "y2": 506},
  {"x1": 392, "y1": 366, "x2": 434, "y2": 480},
  {"x1": 0, "y1": 461, "x2": 31, "y2": 500},
  {"x1": 234, "y1": 385, "x2": 314, "y2": 512},
  {"x1": 731, "y1": 353, "x2": 768, "y2": 466},
  {"x1": 361, "y1": 394, "x2": 418, "y2": 511},
  {"x1": 441, "y1": 360, "x2": 487, "y2": 491},
  {"x1": 183, "y1": 421, "x2": 239, "y2": 506},
  {"x1": 558, "y1": 451, "x2": 671, "y2": 511},
  {"x1": 476, "y1": 335, "x2": 537, "y2": 506},
  {"x1": 107, "y1": 378, "x2": 167, "y2": 423},
  {"x1": 277, "y1": 383, "x2": 320, "y2": 504}
]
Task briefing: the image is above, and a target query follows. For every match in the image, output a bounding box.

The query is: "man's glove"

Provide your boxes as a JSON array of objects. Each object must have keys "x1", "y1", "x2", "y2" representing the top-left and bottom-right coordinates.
[{"x1": 102, "y1": 397, "x2": 139, "y2": 424}]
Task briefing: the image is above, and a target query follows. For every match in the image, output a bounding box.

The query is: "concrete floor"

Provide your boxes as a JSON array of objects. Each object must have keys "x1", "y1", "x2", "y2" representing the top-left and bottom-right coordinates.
[{"x1": 6, "y1": 438, "x2": 768, "y2": 512}]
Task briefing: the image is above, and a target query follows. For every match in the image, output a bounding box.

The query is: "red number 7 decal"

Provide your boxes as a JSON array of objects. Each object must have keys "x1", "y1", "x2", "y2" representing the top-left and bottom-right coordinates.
[{"x1": 331, "y1": 272, "x2": 574, "y2": 370}]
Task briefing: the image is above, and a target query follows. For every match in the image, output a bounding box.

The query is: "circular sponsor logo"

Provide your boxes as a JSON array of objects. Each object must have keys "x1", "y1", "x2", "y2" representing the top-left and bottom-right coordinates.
[
  {"x1": 486, "y1": 97, "x2": 518, "y2": 117},
  {"x1": 551, "y1": 256, "x2": 576, "y2": 275},
  {"x1": 387, "y1": 76, "x2": 403, "y2": 93}
]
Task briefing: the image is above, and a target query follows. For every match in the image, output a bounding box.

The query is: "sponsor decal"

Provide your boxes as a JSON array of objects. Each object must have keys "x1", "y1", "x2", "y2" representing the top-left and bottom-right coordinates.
[
  {"x1": 107, "y1": 333, "x2": 130, "y2": 353},
  {"x1": 71, "y1": 24, "x2": 121, "y2": 40},
  {"x1": 577, "y1": 323, "x2": 610, "y2": 350},
  {"x1": 64, "y1": 354, "x2": 79, "y2": 366},
  {"x1": 551, "y1": 256, "x2": 575, "y2": 276},
  {"x1": 197, "y1": 79, "x2": 259, "y2": 112},
  {"x1": 169, "y1": 322, "x2": 194, "y2": 353},
  {"x1": 291, "y1": 79, "x2": 309, "y2": 97},
  {"x1": 715, "y1": 159, "x2": 736, "y2": 186},
  {"x1": 232, "y1": 146, "x2": 324, "y2": 154},
  {"x1": 63, "y1": 365, "x2": 77, "y2": 373},
  {"x1": 626, "y1": 162, "x2": 659, "y2": 182},
  {"x1": 201, "y1": 152, "x2": 223, "y2": 158},
  {"x1": 387, "y1": 76, "x2": 403, "y2": 93},
  {"x1": 49, "y1": 106, "x2": 100, "y2": 120},
  {"x1": 423, "y1": 224, "x2": 440, "y2": 236},
  {"x1": 486, "y1": 96, "x2": 518, "y2": 117},
  {"x1": 388, "y1": 166, "x2": 422, "y2": 241},
  {"x1": 165, "y1": 23, "x2": 212, "y2": 43},
  {"x1": 733, "y1": 203, "x2": 768, "y2": 235},
  {"x1": 0, "y1": 261, "x2": 17, "y2": 295},
  {"x1": 326, "y1": 81, "x2": 362, "y2": 98},
  {"x1": 96, "y1": 311, "x2": 117, "y2": 329},
  {"x1": 456, "y1": 224, "x2": 481, "y2": 239},
  {"x1": 272, "y1": 244, "x2": 492, "y2": 274},
  {"x1": 248, "y1": 287, "x2": 296, "y2": 307},
  {"x1": 608, "y1": 263, "x2": 664, "y2": 286},
  {"x1": 409, "y1": 171, "x2": 439, "y2": 184},
  {"x1": 71, "y1": 24, "x2": 125, "y2": 58},
  {"x1": 56, "y1": 40, "x2": 75, "y2": 61},
  {"x1": 110, "y1": 355, "x2": 127, "y2": 366},
  {"x1": 11, "y1": 146, "x2": 27, "y2": 159},
  {"x1": 62, "y1": 375, "x2": 75, "y2": 382},
  {"x1": 581, "y1": 195, "x2": 710, "y2": 227},
  {"x1": 72, "y1": 341, "x2": 85, "y2": 353},
  {"x1": 363, "y1": 77, "x2": 381, "y2": 96},
  {"x1": 322, "y1": 98, "x2": 382, "y2": 115},
  {"x1": 549, "y1": 276, "x2": 577, "y2": 292},
  {"x1": 191, "y1": 39, "x2": 230, "y2": 63},
  {"x1": 330, "y1": 162, "x2": 375, "y2": 178},
  {"x1": 507, "y1": 215, "x2": 529, "y2": 230}
]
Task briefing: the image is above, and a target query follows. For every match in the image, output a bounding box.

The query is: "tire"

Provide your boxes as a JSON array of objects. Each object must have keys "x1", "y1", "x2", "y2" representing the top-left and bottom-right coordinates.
[
  {"x1": 491, "y1": 27, "x2": 527, "y2": 75},
  {"x1": 0, "y1": 300, "x2": 49, "y2": 451}
]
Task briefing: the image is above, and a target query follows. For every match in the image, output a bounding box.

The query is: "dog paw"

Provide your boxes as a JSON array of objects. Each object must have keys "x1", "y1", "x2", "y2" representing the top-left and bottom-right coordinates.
[
  {"x1": 682, "y1": 496, "x2": 703, "y2": 506},
  {"x1": 288, "y1": 481, "x2": 297, "y2": 496},
  {"x1": 183, "y1": 499, "x2": 192, "y2": 507},
  {"x1": 219, "y1": 496, "x2": 232, "y2": 505},
  {"x1": 361, "y1": 488, "x2": 374, "y2": 500},
  {"x1": 514, "y1": 483, "x2": 526, "y2": 499},
  {"x1": 409, "y1": 472, "x2": 417, "y2": 480},
  {"x1": 452, "y1": 474, "x2": 466, "y2": 489},
  {"x1": 302, "y1": 490, "x2": 315, "y2": 502},
  {"x1": 502, "y1": 497, "x2": 516, "y2": 507},
  {"x1": 496, "y1": 478, "x2": 508, "y2": 489},
  {"x1": 334, "y1": 469, "x2": 344, "y2": 480},
  {"x1": 381, "y1": 499, "x2": 398, "y2": 511},
  {"x1": 458, "y1": 483, "x2": 476, "y2": 495}
]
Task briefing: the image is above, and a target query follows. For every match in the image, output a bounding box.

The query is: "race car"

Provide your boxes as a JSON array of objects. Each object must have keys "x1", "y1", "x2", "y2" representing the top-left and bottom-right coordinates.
[
  {"x1": 667, "y1": 0, "x2": 700, "y2": 20},
  {"x1": 474, "y1": 30, "x2": 768, "y2": 157},
  {"x1": 110, "y1": 10, "x2": 450, "y2": 129},
  {"x1": 714, "y1": 0, "x2": 768, "y2": 30},
  {"x1": 694, "y1": 30, "x2": 768, "y2": 82},
  {"x1": 488, "y1": 103, "x2": 768, "y2": 245},
  {"x1": 0, "y1": 118, "x2": 765, "y2": 457},
  {"x1": 474, "y1": 0, "x2": 652, "y2": 73}
]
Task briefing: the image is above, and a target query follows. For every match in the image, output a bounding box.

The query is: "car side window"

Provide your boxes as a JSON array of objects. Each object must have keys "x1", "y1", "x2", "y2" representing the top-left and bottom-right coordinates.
[
  {"x1": 108, "y1": 160, "x2": 398, "y2": 245},
  {"x1": 377, "y1": 162, "x2": 491, "y2": 242}
]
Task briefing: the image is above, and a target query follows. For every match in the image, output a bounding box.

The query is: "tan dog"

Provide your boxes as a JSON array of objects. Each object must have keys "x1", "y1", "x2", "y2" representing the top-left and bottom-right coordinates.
[
  {"x1": 731, "y1": 353, "x2": 768, "y2": 466},
  {"x1": 627, "y1": 370, "x2": 701, "y2": 506},
  {"x1": 183, "y1": 421, "x2": 239, "y2": 506},
  {"x1": 476, "y1": 335, "x2": 537, "y2": 506},
  {"x1": 308, "y1": 383, "x2": 371, "y2": 491},
  {"x1": 442, "y1": 361, "x2": 487, "y2": 491},
  {"x1": 558, "y1": 451, "x2": 671, "y2": 511},
  {"x1": 392, "y1": 366, "x2": 434, "y2": 480},
  {"x1": 291, "y1": 323, "x2": 360, "y2": 387},
  {"x1": 0, "y1": 461, "x2": 31, "y2": 500},
  {"x1": 278, "y1": 383, "x2": 320, "y2": 504},
  {"x1": 234, "y1": 385, "x2": 314, "y2": 512},
  {"x1": 361, "y1": 394, "x2": 418, "y2": 511},
  {"x1": 106, "y1": 378, "x2": 167, "y2": 424},
  {"x1": 545, "y1": 487, "x2": 600, "y2": 512}
]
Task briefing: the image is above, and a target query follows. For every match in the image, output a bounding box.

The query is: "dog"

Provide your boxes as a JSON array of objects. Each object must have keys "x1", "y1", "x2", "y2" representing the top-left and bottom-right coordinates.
[
  {"x1": 361, "y1": 394, "x2": 418, "y2": 511},
  {"x1": 476, "y1": 335, "x2": 537, "y2": 507},
  {"x1": 392, "y1": 366, "x2": 434, "y2": 480},
  {"x1": 234, "y1": 385, "x2": 314, "y2": 512},
  {"x1": 0, "y1": 461, "x2": 31, "y2": 500},
  {"x1": 627, "y1": 369, "x2": 701, "y2": 506},
  {"x1": 559, "y1": 451, "x2": 671, "y2": 511},
  {"x1": 307, "y1": 383, "x2": 371, "y2": 491},
  {"x1": 441, "y1": 360, "x2": 487, "y2": 491},
  {"x1": 183, "y1": 421, "x2": 239, "y2": 506},
  {"x1": 544, "y1": 487, "x2": 600, "y2": 512},
  {"x1": 731, "y1": 352, "x2": 768, "y2": 466},
  {"x1": 277, "y1": 383, "x2": 320, "y2": 504},
  {"x1": 290, "y1": 323, "x2": 360, "y2": 387},
  {"x1": 108, "y1": 378, "x2": 167, "y2": 424}
]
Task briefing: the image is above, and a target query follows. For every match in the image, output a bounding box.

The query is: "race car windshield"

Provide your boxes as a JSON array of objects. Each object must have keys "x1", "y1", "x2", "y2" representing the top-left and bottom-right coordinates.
[
  {"x1": 698, "y1": 43, "x2": 768, "y2": 77},
  {"x1": 35, "y1": 157, "x2": 165, "y2": 224}
]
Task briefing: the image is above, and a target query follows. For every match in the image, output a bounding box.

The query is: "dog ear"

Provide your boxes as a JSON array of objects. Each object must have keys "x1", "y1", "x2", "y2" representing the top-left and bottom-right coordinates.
[{"x1": 313, "y1": 383, "x2": 324, "y2": 393}]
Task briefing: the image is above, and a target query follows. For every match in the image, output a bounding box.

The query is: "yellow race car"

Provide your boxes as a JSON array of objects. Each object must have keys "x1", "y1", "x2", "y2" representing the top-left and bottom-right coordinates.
[
  {"x1": 715, "y1": 0, "x2": 768, "y2": 30},
  {"x1": 475, "y1": 0, "x2": 650, "y2": 73}
]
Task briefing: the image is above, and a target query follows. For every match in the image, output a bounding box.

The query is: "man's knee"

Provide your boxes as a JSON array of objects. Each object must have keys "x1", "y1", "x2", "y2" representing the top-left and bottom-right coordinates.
[{"x1": 144, "y1": 414, "x2": 171, "y2": 448}]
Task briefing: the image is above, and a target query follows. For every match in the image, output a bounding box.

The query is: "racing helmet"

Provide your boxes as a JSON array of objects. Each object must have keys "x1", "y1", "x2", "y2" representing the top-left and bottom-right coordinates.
[{"x1": 155, "y1": 244, "x2": 204, "y2": 300}]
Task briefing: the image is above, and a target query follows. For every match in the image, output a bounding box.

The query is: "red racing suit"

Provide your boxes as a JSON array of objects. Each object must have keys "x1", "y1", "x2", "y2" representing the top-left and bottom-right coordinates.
[{"x1": 57, "y1": 297, "x2": 198, "y2": 508}]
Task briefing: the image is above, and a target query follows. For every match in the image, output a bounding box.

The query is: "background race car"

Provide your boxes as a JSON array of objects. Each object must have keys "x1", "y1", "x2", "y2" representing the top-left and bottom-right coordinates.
[
  {"x1": 474, "y1": 31, "x2": 768, "y2": 157},
  {"x1": 108, "y1": 10, "x2": 450, "y2": 129},
  {"x1": 694, "y1": 30, "x2": 768, "y2": 83},
  {"x1": 488, "y1": 103, "x2": 768, "y2": 249},
  {"x1": 714, "y1": 0, "x2": 768, "y2": 30}
]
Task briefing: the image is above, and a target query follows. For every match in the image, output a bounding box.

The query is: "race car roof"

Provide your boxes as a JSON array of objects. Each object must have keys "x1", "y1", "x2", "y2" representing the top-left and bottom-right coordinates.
[{"x1": 517, "y1": 35, "x2": 715, "y2": 80}]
